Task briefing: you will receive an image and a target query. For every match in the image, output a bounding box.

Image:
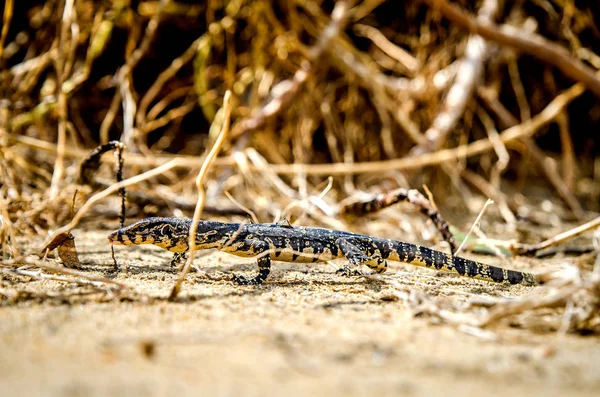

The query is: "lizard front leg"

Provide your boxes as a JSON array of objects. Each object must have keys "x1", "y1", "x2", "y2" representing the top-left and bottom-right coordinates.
[
  {"x1": 230, "y1": 239, "x2": 272, "y2": 285},
  {"x1": 336, "y1": 238, "x2": 388, "y2": 275},
  {"x1": 170, "y1": 252, "x2": 187, "y2": 267}
]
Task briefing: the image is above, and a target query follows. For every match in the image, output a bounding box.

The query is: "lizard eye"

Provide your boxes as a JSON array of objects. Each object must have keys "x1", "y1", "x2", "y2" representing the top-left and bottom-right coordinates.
[{"x1": 160, "y1": 224, "x2": 173, "y2": 236}]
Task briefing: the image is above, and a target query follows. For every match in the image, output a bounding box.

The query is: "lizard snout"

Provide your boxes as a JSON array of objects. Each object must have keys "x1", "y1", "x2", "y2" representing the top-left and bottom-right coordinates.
[{"x1": 107, "y1": 230, "x2": 125, "y2": 245}]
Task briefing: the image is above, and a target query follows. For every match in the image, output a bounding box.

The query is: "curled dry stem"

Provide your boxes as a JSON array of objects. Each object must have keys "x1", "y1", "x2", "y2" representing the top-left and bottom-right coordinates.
[{"x1": 169, "y1": 90, "x2": 232, "y2": 301}]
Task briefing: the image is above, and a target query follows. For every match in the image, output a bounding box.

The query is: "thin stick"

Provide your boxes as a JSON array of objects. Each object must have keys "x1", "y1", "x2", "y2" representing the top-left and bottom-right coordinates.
[
  {"x1": 4, "y1": 267, "x2": 114, "y2": 290},
  {"x1": 169, "y1": 90, "x2": 232, "y2": 301},
  {"x1": 115, "y1": 142, "x2": 126, "y2": 228},
  {"x1": 137, "y1": 33, "x2": 207, "y2": 127},
  {"x1": 48, "y1": 89, "x2": 67, "y2": 199},
  {"x1": 117, "y1": 0, "x2": 168, "y2": 148},
  {"x1": 111, "y1": 244, "x2": 118, "y2": 269},
  {"x1": 521, "y1": 139, "x2": 584, "y2": 219},
  {"x1": 0, "y1": 0, "x2": 14, "y2": 61},
  {"x1": 511, "y1": 216, "x2": 600, "y2": 256},
  {"x1": 49, "y1": 0, "x2": 76, "y2": 199},
  {"x1": 353, "y1": 23, "x2": 421, "y2": 74},
  {"x1": 99, "y1": 91, "x2": 121, "y2": 144},
  {"x1": 224, "y1": 191, "x2": 259, "y2": 224},
  {"x1": 1, "y1": 258, "x2": 129, "y2": 289},
  {"x1": 460, "y1": 169, "x2": 516, "y2": 225},
  {"x1": 340, "y1": 187, "x2": 457, "y2": 252},
  {"x1": 455, "y1": 199, "x2": 494, "y2": 256},
  {"x1": 557, "y1": 112, "x2": 576, "y2": 189}
]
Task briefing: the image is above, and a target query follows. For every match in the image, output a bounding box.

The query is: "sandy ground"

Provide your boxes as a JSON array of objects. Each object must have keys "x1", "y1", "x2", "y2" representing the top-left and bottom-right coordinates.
[{"x1": 1, "y1": 228, "x2": 599, "y2": 397}]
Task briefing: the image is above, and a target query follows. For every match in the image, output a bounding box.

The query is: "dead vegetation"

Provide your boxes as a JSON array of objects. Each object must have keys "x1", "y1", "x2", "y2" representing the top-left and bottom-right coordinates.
[{"x1": 1, "y1": 0, "x2": 600, "y2": 339}]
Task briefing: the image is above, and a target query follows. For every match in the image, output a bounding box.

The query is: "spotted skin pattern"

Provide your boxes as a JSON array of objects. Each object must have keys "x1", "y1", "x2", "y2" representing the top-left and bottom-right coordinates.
[{"x1": 107, "y1": 217, "x2": 539, "y2": 286}]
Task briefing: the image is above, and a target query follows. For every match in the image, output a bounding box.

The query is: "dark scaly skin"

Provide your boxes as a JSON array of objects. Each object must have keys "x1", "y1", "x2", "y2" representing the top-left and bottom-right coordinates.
[{"x1": 107, "y1": 217, "x2": 539, "y2": 286}]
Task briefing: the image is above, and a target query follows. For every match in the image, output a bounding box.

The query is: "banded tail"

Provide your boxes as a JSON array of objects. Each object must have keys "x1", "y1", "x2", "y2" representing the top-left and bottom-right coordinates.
[{"x1": 388, "y1": 241, "x2": 538, "y2": 286}]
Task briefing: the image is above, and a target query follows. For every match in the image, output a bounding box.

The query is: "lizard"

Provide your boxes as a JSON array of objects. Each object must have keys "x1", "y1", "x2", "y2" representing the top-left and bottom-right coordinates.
[{"x1": 107, "y1": 217, "x2": 539, "y2": 286}]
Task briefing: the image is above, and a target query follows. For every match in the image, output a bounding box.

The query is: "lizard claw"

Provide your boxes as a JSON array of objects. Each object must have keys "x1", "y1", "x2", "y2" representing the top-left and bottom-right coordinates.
[
  {"x1": 232, "y1": 274, "x2": 263, "y2": 286},
  {"x1": 336, "y1": 265, "x2": 363, "y2": 277}
]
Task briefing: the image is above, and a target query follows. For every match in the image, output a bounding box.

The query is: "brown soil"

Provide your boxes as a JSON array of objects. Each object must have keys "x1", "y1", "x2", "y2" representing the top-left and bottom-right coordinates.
[{"x1": 1, "y1": 228, "x2": 599, "y2": 397}]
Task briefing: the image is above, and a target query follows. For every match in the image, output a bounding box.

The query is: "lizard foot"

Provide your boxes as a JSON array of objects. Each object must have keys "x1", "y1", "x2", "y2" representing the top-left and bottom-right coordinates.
[
  {"x1": 232, "y1": 274, "x2": 264, "y2": 286},
  {"x1": 336, "y1": 265, "x2": 363, "y2": 277},
  {"x1": 170, "y1": 252, "x2": 187, "y2": 267}
]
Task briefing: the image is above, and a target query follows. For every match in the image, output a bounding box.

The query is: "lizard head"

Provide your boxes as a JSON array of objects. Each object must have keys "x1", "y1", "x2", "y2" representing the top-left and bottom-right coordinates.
[
  {"x1": 107, "y1": 217, "x2": 183, "y2": 248},
  {"x1": 107, "y1": 217, "x2": 227, "y2": 252}
]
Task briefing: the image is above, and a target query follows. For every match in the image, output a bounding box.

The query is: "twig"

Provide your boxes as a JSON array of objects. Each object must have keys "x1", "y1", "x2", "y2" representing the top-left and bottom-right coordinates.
[
  {"x1": 1, "y1": 257, "x2": 130, "y2": 289},
  {"x1": 77, "y1": 141, "x2": 123, "y2": 185},
  {"x1": 455, "y1": 199, "x2": 493, "y2": 256},
  {"x1": 534, "y1": 244, "x2": 596, "y2": 258},
  {"x1": 557, "y1": 112, "x2": 576, "y2": 190},
  {"x1": 49, "y1": 0, "x2": 76, "y2": 200},
  {"x1": 421, "y1": 0, "x2": 498, "y2": 151},
  {"x1": 169, "y1": 90, "x2": 232, "y2": 301},
  {"x1": 511, "y1": 216, "x2": 600, "y2": 256},
  {"x1": 280, "y1": 176, "x2": 336, "y2": 226},
  {"x1": 477, "y1": 108, "x2": 509, "y2": 191},
  {"x1": 224, "y1": 191, "x2": 259, "y2": 224},
  {"x1": 113, "y1": 143, "x2": 127, "y2": 228},
  {"x1": 521, "y1": 139, "x2": 584, "y2": 219},
  {"x1": 3, "y1": 268, "x2": 110, "y2": 290},
  {"x1": 340, "y1": 187, "x2": 457, "y2": 252},
  {"x1": 145, "y1": 86, "x2": 192, "y2": 123},
  {"x1": 137, "y1": 33, "x2": 206, "y2": 128},
  {"x1": 139, "y1": 100, "x2": 196, "y2": 136},
  {"x1": 353, "y1": 23, "x2": 421, "y2": 74},
  {"x1": 421, "y1": 0, "x2": 600, "y2": 97},
  {"x1": 460, "y1": 169, "x2": 517, "y2": 225},
  {"x1": 107, "y1": 0, "x2": 168, "y2": 149},
  {"x1": 0, "y1": 0, "x2": 14, "y2": 62},
  {"x1": 507, "y1": 57, "x2": 531, "y2": 122}
]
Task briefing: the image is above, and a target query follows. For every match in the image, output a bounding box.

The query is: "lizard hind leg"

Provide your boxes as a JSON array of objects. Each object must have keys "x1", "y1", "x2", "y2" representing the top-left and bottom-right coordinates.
[
  {"x1": 336, "y1": 238, "x2": 389, "y2": 276},
  {"x1": 230, "y1": 239, "x2": 272, "y2": 285}
]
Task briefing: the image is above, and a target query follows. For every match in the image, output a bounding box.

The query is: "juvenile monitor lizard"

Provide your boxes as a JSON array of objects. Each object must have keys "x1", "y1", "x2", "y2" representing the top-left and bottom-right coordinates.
[{"x1": 107, "y1": 217, "x2": 539, "y2": 286}]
